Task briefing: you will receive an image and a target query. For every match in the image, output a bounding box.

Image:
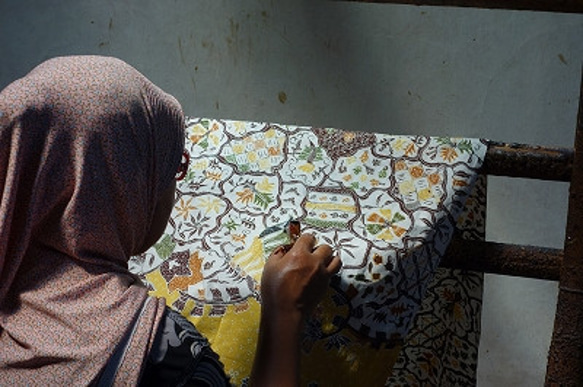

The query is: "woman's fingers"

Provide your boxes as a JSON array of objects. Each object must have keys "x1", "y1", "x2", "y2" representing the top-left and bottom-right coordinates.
[
  {"x1": 269, "y1": 245, "x2": 289, "y2": 259},
  {"x1": 292, "y1": 233, "x2": 332, "y2": 259},
  {"x1": 284, "y1": 234, "x2": 339, "y2": 267},
  {"x1": 326, "y1": 256, "x2": 343, "y2": 275},
  {"x1": 312, "y1": 244, "x2": 334, "y2": 264},
  {"x1": 273, "y1": 233, "x2": 342, "y2": 275},
  {"x1": 293, "y1": 233, "x2": 316, "y2": 252}
]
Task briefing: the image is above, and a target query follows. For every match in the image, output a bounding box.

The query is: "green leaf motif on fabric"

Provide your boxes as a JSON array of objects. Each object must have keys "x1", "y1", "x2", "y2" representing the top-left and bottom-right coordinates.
[
  {"x1": 392, "y1": 212, "x2": 406, "y2": 223},
  {"x1": 154, "y1": 234, "x2": 176, "y2": 259},
  {"x1": 299, "y1": 146, "x2": 324, "y2": 163},
  {"x1": 198, "y1": 137, "x2": 209, "y2": 150},
  {"x1": 224, "y1": 219, "x2": 239, "y2": 231},
  {"x1": 379, "y1": 166, "x2": 388, "y2": 179},
  {"x1": 436, "y1": 137, "x2": 474, "y2": 154},
  {"x1": 185, "y1": 170, "x2": 195, "y2": 182},
  {"x1": 457, "y1": 139, "x2": 473, "y2": 154},
  {"x1": 254, "y1": 191, "x2": 274, "y2": 209},
  {"x1": 304, "y1": 217, "x2": 348, "y2": 230},
  {"x1": 436, "y1": 137, "x2": 454, "y2": 147},
  {"x1": 263, "y1": 232, "x2": 290, "y2": 255},
  {"x1": 367, "y1": 223, "x2": 384, "y2": 235}
]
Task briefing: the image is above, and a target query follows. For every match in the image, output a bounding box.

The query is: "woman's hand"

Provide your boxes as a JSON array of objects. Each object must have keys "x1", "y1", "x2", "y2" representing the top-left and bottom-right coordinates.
[
  {"x1": 251, "y1": 234, "x2": 342, "y2": 387},
  {"x1": 260, "y1": 233, "x2": 342, "y2": 320}
]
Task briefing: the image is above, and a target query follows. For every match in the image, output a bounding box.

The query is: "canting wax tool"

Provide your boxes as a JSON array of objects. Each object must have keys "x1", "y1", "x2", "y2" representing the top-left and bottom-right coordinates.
[
  {"x1": 282, "y1": 219, "x2": 301, "y2": 252},
  {"x1": 288, "y1": 219, "x2": 301, "y2": 244}
]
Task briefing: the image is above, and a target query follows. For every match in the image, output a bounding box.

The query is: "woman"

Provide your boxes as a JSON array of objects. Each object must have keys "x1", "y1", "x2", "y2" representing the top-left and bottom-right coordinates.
[{"x1": 0, "y1": 56, "x2": 341, "y2": 386}]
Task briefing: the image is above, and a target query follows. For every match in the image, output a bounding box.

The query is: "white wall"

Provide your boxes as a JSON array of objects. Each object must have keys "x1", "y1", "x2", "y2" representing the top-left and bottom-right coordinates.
[{"x1": 1, "y1": 1, "x2": 582, "y2": 385}]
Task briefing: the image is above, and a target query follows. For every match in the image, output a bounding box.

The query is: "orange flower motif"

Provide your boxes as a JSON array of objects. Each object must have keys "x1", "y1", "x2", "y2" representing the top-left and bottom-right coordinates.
[
  {"x1": 392, "y1": 226, "x2": 407, "y2": 238},
  {"x1": 267, "y1": 146, "x2": 280, "y2": 156},
  {"x1": 360, "y1": 151, "x2": 369, "y2": 163},
  {"x1": 390, "y1": 303, "x2": 408, "y2": 316},
  {"x1": 366, "y1": 210, "x2": 408, "y2": 240},
  {"x1": 395, "y1": 160, "x2": 407, "y2": 171},
  {"x1": 236, "y1": 188, "x2": 254, "y2": 204},
  {"x1": 441, "y1": 147, "x2": 459, "y2": 162},
  {"x1": 231, "y1": 234, "x2": 246, "y2": 243},
  {"x1": 168, "y1": 252, "x2": 203, "y2": 292},
  {"x1": 428, "y1": 173, "x2": 441, "y2": 185},
  {"x1": 176, "y1": 197, "x2": 197, "y2": 220},
  {"x1": 409, "y1": 165, "x2": 424, "y2": 178},
  {"x1": 366, "y1": 212, "x2": 384, "y2": 223},
  {"x1": 404, "y1": 143, "x2": 416, "y2": 156},
  {"x1": 205, "y1": 171, "x2": 223, "y2": 181},
  {"x1": 234, "y1": 301, "x2": 249, "y2": 313}
]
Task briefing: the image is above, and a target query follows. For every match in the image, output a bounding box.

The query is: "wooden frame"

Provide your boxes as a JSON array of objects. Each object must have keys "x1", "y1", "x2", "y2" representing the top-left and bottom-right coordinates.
[
  {"x1": 442, "y1": 90, "x2": 583, "y2": 383},
  {"x1": 345, "y1": 0, "x2": 583, "y2": 14},
  {"x1": 343, "y1": 1, "x2": 583, "y2": 384}
]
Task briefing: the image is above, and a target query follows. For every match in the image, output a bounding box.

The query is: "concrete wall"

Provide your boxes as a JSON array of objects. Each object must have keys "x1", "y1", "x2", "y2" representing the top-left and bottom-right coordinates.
[{"x1": 2, "y1": 1, "x2": 582, "y2": 385}]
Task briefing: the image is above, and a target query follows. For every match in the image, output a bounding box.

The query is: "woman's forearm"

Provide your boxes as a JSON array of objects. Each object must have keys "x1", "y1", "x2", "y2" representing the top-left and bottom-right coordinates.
[
  {"x1": 250, "y1": 309, "x2": 303, "y2": 387},
  {"x1": 251, "y1": 234, "x2": 342, "y2": 386}
]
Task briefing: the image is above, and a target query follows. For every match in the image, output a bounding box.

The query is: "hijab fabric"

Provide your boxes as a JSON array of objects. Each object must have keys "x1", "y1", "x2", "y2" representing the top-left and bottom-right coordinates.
[{"x1": 0, "y1": 56, "x2": 184, "y2": 384}]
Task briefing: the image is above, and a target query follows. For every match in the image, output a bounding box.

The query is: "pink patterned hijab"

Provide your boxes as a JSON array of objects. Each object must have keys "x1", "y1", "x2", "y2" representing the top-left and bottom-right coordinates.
[{"x1": 0, "y1": 56, "x2": 184, "y2": 384}]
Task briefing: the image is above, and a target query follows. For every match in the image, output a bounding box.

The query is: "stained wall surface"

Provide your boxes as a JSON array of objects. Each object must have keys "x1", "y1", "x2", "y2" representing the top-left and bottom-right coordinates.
[{"x1": 1, "y1": 1, "x2": 582, "y2": 385}]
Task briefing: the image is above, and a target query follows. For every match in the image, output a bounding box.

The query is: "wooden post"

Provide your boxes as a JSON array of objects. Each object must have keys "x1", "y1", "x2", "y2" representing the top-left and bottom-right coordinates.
[{"x1": 545, "y1": 70, "x2": 583, "y2": 386}]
